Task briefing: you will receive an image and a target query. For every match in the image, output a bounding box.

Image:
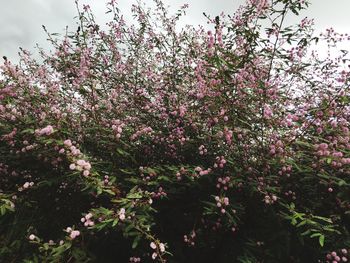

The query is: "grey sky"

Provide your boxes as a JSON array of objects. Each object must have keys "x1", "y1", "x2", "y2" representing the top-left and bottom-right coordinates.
[{"x1": 0, "y1": 0, "x2": 349, "y2": 63}]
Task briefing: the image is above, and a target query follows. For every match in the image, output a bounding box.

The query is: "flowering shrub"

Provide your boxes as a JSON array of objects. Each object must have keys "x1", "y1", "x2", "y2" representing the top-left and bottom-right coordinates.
[{"x1": 1, "y1": 0, "x2": 350, "y2": 262}]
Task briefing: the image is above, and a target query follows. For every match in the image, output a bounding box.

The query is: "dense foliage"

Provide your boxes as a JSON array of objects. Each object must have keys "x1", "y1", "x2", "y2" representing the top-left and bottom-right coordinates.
[{"x1": 1, "y1": 0, "x2": 350, "y2": 262}]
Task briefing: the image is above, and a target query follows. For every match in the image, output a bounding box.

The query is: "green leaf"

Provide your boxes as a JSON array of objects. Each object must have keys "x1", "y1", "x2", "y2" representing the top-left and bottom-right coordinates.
[
  {"x1": 313, "y1": 216, "x2": 332, "y2": 223},
  {"x1": 337, "y1": 179, "x2": 347, "y2": 187},
  {"x1": 96, "y1": 187, "x2": 103, "y2": 195},
  {"x1": 112, "y1": 219, "x2": 119, "y2": 227},
  {"x1": 301, "y1": 229, "x2": 311, "y2": 236},
  {"x1": 103, "y1": 189, "x2": 116, "y2": 195},
  {"x1": 116, "y1": 148, "x2": 130, "y2": 156},
  {"x1": 319, "y1": 235, "x2": 325, "y2": 247},
  {"x1": 120, "y1": 169, "x2": 134, "y2": 175},
  {"x1": 127, "y1": 192, "x2": 142, "y2": 199},
  {"x1": 0, "y1": 206, "x2": 5, "y2": 216},
  {"x1": 310, "y1": 233, "x2": 321, "y2": 238},
  {"x1": 132, "y1": 235, "x2": 141, "y2": 249},
  {"x1": 21, "y1": 128, "x2": 35, "y2": 134},
  {"x1": 296, "y1": 220, "x2": 306, "y2": 227}
]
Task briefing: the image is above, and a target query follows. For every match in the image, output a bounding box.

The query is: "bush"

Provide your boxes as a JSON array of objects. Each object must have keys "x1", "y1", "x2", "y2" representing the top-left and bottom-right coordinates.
[{"x1": 1, "y1": 0, "x2": 350, "y2": 262}]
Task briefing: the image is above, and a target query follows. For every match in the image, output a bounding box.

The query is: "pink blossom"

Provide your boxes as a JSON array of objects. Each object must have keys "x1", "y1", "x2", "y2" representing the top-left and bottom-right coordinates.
[
  {"x1": 263, "y1": 104, "x2": 273, "y2": 119},
  {"x1": 77, "y1": 159, "x2": 86, "y2": 166},
  {"x1": 223, "y1": 197, "x2": 229, "y2": 206},
  {"x1": 150, "y1": 242, "x2": 157, "y2": 249},
  {"x1": 64, "y1": 139, "x2": 72, "y2": 147},
  {"x1": 119, "y1": 208, "x2": 126, "y2": 220},
  {"x1": 70, "y1": 230, "x2": 80, "y2": 239},
  {"x1": 159, "y1": 243, "x2": 165, "y2": 252},
  {"x1": 37, "y1": 125, "x2": 54, "y2": 136}
]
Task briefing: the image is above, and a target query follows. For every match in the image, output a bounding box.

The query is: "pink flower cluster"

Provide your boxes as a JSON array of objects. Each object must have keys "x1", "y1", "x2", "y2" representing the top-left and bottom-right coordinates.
[
  {"x1": 1, "y1": 128, "x2": 17, "y2": 146},
  {"x1": 184, "y1": 230, "x2": 196, "y2": 246},
  {"x1": 284, "y1": 190, "x2": 296, "y2": 200},
  {"x1": 81, "y1": 213, "x2": 94, "y2": 227},
  {"x1": 278, "y1": 165, "x2": 292, "y2": 177},
  {"x1": 214, "y1": 156, "x2": 227, "y2": 169},
  {"x1": 326, "y1": 249, "x2": 348, "y2": 262},
  {"x1": 263, "y1": 104, "x2": 273, "y2": 119},
  {"x1": 66, "y1": 227, "x2": 80, "y2": 240},
  {"x1": 223, "y1": 127, "x2": 233, "y2": 145},
  {"x1": 35, "y1": 125, "x2": 54, "y2": 136},
  {"x1": 129, "y1": 257, "x2": 141, "y2": 262},
  {"x1": 216, "y1": 176, "x2": 231, "y2": 190},
  {"x1": 207, "y1": 30, "x2": 215, "y2": 57},
  {"x1": 215, "y1": 196, "x2": 230, "y2": 214},
  {"x1": 19, "y1": 181, "x2": 34, "y2": 191},
  {"x1": 63, "y1": 139, "x2": 81, "y2": 156},
  {"x1": 194, "y1": 166, "x2": 212, "y2": 177},
  {"x1": 269, "y1": 140, "x2": 284, "y2": 155},
  {"x1": 151, "y1": 187, "x2": 167, "y2": 199},
  {"x1": 130, "y1": 127, "x2": 153, "y2": 141},
  {"x1": 316, "y1": 143, "x2": 330, "y2": 156},
  {"x1": 69, "y1": 159, "x2": 91, "y2": 177},
  {"x1": 264, "y1": 194, "x2": 277, "y2": 205},
  {"x1": 19, "y1": 140, "x2": 36, "y2": 154},
  {"x1": 28, "y1": 234, "x2": 36, "y2": 241},
  {"x1": 111, "y1": 119, "x2": 125, "y2": 139},
  {"x1": 149, "y1": 241, "x2": 165, "y2": 260},
  {"x1": 118, "y1": 208, "x2": 126, "y2": 220},
  {"x1": 175, "y1": 167, "x2": 187, "y2": 181},
  {"x1": 198, "y1": 145, "x2": 207, "y2": 155}
]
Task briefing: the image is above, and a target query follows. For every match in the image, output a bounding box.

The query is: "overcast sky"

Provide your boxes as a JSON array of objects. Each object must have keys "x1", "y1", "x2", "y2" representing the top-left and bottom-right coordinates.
[{"x1": 0, "y1": 0, "x2": 349, "y2": 63}]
